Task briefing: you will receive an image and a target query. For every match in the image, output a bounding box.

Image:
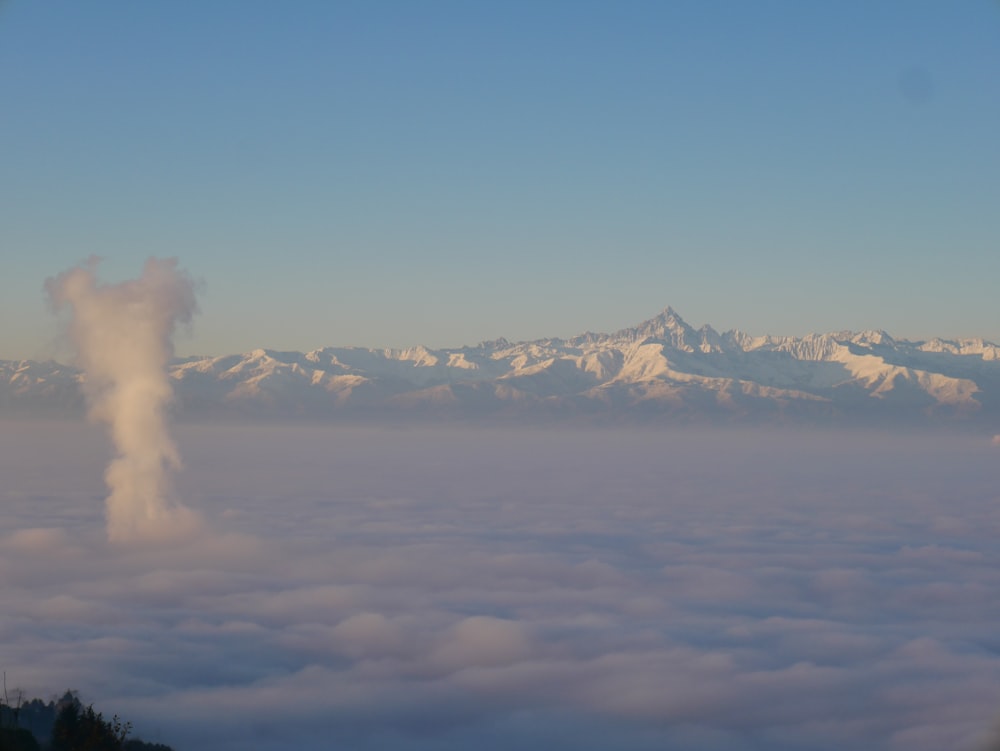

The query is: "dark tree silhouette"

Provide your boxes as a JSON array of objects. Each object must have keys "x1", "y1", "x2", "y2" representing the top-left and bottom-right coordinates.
[
  {"x1": 49, "y1": 701, "x2": 130, "y2": 751},
  {"x1": 0, "y1": 726, "x2": 41, "y2": 751},
  {"x1": 1, "y1": 686, "x2": 171, "y2": 751}
]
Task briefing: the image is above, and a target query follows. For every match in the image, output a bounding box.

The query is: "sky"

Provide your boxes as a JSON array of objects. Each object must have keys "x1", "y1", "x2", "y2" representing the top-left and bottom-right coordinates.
[
  {"x1": 1, "y1": 1, "x2": 999, "y2": 360},
  {"x1": 3, "y1": 423, "x2": 1000, "y2": 751}
]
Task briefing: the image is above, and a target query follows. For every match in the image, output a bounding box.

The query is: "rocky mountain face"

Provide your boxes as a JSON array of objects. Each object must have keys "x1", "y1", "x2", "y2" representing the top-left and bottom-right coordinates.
[{"x1": 6, "y1": 308, "x2": 1000, "y2": 425}]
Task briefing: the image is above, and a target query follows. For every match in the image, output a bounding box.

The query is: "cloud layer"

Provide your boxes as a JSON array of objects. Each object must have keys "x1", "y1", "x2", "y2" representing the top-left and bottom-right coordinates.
[{"x1": 2, "y1": 424, "x2": 999, "y2": 750}]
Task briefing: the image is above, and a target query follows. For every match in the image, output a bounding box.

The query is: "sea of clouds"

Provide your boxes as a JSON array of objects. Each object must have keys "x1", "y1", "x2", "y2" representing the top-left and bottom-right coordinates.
[{"x1": 2, "y1": 422, "x2": 1000, "y2": 750}]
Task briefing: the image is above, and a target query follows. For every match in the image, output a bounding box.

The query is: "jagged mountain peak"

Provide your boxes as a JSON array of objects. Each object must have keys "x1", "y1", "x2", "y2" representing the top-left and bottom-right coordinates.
[
  {"x1": 831, "y1": 329, "x2": 896, "y2": 347},
  {"x1": 617, "y1": 306, "x2": 693, "y2": 340},
  {"x1": 612, "y1": 306, "x2": 731, "y2": 354},
  {"x1": 476, "y1": 336, "x2": 512, "y2": 350},
  {"x1": 652, "y1": 305, "x2": 688, "y2": 326}
]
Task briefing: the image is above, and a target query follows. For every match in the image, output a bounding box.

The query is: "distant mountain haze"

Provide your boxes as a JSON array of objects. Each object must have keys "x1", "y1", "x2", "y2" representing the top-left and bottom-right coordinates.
[{"x1": 5, "y1": 307, "x2": 1000, "y2": 425}]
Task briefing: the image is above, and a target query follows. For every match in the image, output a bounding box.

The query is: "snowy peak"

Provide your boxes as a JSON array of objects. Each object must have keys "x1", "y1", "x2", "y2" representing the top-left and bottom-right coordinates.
[
  {"x1": 615, "y1": 306, "x2": 725, "y2": 354},
  {"x1": 846, "y1": 330, "x2": 896, "y2": 347},
  {"x1": 619, "y1": 306, "x2": 692, "y2": 342}
]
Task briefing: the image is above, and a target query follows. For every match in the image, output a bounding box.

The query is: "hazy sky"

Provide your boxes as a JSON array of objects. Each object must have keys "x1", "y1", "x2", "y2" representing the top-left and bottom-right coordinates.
[{"x1": 2, "y1": 1, "x2": 998, "y2": 359}]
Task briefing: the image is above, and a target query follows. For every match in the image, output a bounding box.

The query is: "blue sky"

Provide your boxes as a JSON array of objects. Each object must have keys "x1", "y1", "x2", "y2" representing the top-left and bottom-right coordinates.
[{"x1": 2, "y1": 1, "x2": 998, "y2": 359}]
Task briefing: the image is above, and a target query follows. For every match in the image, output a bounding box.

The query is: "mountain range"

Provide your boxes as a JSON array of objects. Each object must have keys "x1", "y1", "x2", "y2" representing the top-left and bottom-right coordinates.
[{"x1": 5, "y1": 307, "x2": 1000, "y2": 426}]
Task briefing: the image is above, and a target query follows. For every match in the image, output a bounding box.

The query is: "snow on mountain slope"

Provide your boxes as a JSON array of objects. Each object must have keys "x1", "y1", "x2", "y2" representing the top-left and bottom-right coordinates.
[
  {"x1": 5, "y1": 307, "x2": 1000, "y2": 424},
  {"x1": 0, "y1": 359, "x2": 84, "y2": 416}
]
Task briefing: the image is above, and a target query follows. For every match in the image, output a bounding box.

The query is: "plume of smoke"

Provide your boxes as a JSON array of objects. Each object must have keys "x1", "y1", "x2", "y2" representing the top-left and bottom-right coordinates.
[{"x1": 46, "y1": 257, "x2": 201, "y2": 542}]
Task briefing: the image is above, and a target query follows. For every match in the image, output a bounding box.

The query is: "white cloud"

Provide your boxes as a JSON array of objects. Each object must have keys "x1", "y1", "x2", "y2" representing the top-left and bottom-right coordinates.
[{"x1": 45, "y1": 258, "x2": 200, "y2": 542}]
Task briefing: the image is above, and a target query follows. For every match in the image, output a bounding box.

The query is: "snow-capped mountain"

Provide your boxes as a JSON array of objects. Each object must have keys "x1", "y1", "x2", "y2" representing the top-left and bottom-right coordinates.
[{"x1": 5, "y1": 307, "x2": 1000, "y2": 424}]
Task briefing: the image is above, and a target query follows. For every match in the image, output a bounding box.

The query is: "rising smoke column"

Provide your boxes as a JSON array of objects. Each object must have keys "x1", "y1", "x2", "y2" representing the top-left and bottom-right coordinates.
[{"x1": 46, "y1": 257, "x2": 200, "y2": 542}]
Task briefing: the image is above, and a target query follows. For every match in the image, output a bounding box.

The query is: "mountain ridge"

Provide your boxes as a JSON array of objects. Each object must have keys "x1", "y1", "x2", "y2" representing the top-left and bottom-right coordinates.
[{"x1": 5, "y1": 307, "x2": 1000, "y2": 425}]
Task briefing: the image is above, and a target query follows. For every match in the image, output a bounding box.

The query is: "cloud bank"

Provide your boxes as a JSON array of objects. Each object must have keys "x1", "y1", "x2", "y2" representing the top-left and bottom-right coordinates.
[{"x1": 2, "y1": 424, "x2": 1000, "y2": 750}]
